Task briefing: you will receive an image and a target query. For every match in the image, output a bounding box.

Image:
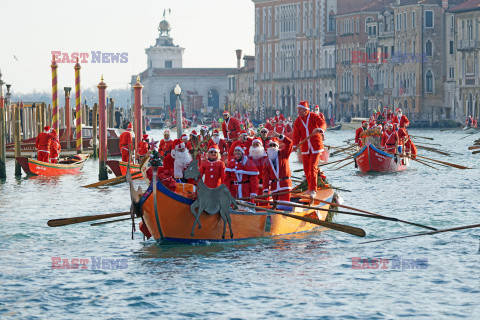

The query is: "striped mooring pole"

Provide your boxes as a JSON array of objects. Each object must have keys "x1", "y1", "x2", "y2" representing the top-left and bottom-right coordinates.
[
  {"x1": 51, "y1": 56, "x2": 59, "y2": 135},
  {"x1": 74, "y1": 58, "x2": 83, "y2": 154}
]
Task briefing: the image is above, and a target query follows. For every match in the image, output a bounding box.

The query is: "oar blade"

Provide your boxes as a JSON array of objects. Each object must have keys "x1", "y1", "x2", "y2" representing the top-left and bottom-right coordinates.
[{"x1": 48, "y1": 211, "x2": 130, "y2": 227}]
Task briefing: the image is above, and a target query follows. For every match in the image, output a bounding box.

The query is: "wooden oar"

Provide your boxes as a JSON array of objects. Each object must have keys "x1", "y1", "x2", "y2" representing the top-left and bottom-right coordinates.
[
  {"x1": 415, "y1": 145, "x2": 451, "y2": 156},
  {"x1": 360, "y1": 223, "x2": 480, "y2": 244},
  {"x1": 459, "y1": 132, "x2": 478, "y2": 140},
  {"x1": 410, "y1": 135, "x2": 433, "y2": 141},
  {"x1": 239, "y1": 202, "x2": 366, "y2": 237},
  {"x1": 82, "y1": 171, "x2": 143, "y2": 188},
  {"x1": 47, "y1": 211, "x2": 130, "y2": 227},
  {"x1": 473, "y1": 150, "x2": 480, "y2": 155},
  {"x1": 318, "y1": 155, "x2": 354, "y2": 167},
  {"x1": 332, "y1": 160, "x2": 354, "y2": 171},
  {"x1": 400, "y1": 155, "x2": 439, "y2": 170},
  {"x1": 468, "y1": 145, "x2": 480, "y2": 150},
  {"x1": 300, "y1": 196, "x2": 437, "y2": 231},
  {"x1": 256, "y1": 199, "x2": 399, "y2": 221},
  {"x1": 292, "y1": 131, "x2": 317, "y2": 153},
  {"x1": 90, "y1": 217, "x2": 135, "y2": 226},
  {"x1": 416, "y1": 155, "x2": 470, "y2": 169}
]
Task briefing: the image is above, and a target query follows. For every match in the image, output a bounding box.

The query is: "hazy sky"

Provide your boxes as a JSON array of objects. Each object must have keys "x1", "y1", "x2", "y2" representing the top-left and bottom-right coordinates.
[{"x1": 0, "y1": 0, "x2": 254, "y2": 95}]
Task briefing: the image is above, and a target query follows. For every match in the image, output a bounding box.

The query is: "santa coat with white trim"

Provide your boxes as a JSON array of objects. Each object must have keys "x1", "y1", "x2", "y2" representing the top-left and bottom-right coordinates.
[
  {"x1": 292, "y1": 111, "x2": 327, "y2": 154},
  {"x1": 274, "y1": 123, "x2": 285, "y2": 134},
  {"x1": 381, "y1": 129, "x2": 399, "y2": 152},
  {"x1": 392, "y1": 114, "x2": 410, "y2": 128},
  {"x1": 221, "y1": 117, "x2": 242, "y2": 141},
  {"x1": 263, "y1": 136, "x2": 293, "y2": 193},
  {"x1": 228, "y1": 138, "x2": 253, "y2": 161},
  {"x1": 224, "y1": 156, "x2": 259, "y2": 198},
  {"x1": 199, "y1": 159, "x2": 225, "y2": 189}
]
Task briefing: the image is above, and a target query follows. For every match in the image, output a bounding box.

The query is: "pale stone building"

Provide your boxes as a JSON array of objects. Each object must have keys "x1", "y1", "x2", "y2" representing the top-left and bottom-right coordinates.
[
  {"x1": 131, "y1": 18, "x2": 235, "y2": 117},
  {"x1": 227, "y1": 50, "x2": 255, "y2": 115}
]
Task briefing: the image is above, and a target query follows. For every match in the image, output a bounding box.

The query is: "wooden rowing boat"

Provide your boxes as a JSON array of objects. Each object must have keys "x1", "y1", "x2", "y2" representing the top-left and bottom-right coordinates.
[
  {"x1": 106, "y1": 160, "x2": 140, "y2": 177},
  {"x1": 327, "y1": 124, "x2": 342, "y2": 131},
  {"x1": 354, "y1": 144, "x2": 408, "y2": 173},
  {"x1": 16, "y1": 154, "x2": 90, "y2": 176},
  {"x1": 462, "y1": 126, "x2": 478, "y2": 134},
  {"x1": 139, "y1": 181, "x2": 335, "y2": 243}
]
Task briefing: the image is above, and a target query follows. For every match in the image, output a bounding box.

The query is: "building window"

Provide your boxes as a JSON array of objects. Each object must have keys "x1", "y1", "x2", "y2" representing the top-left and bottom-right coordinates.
[
  {"x1": 450, "y1": 41, "x2": 454, "y2": 54},
  {"x1": 426, "y1": 70, "x2": 433, "y2": 93},
  {"x1": 403, "y1": 12, "x2": 406, "y2": 29},
  {"x1": 449, "y1": 67, "x2": 455, "y2": 79},
  {"x1": 412, "y1": 11, "x2": 415, "y2": 28},
  {"x1": 425, "y1": 11, "x2": 434, "y2": 28},
  {"x1": 425, "y1": 40, "x2": 433, "y2": 57},
  {"x1": 329, "y1": 14, "x2": 335, "y2": 32},
  {"x1": 165, "y1": 60, "x2": 172, "y2": 68}
]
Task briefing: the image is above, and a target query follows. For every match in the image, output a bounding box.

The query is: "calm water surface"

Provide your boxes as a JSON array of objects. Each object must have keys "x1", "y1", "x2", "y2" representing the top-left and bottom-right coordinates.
[{"x1": 1, "y1": 128, "x2": 479, "y2": 319}]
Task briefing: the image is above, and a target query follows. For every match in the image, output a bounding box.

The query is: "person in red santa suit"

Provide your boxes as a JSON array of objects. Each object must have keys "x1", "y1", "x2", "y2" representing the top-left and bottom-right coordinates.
[
  {"x1": 138, "y1": 134, "x2": 150, "y2": 158},
  {"x1": 248, "y1": 138, "x2": 267, "y2": 183},
  {"x1": 381, "y1": 123, "x2": 399, "y2": 154},
  {"x1": 259, "y1": 128, "x2": 270, "y2": 150},
  {"x1": 159, "y1": 129, "x2": 173, "y2": 158},
  {"x1": 355, "y1": 121, "x2": 368, "y2": 148},
  {"x1": 264, "y1": 119, "x2": 274, "y2": 132},
  {"x1": 224, "y1": 145, "x2": 259, "y2": 199},
  {"x1": 392, "y1": 108, "x2": 410, "y2": 131},
  {"x1": 209, "y1": 129, "x2": 228, "y2": 156},
  {"x1": 263, "y1": 134, "x2": 293, "y2": 201},
  {"x1": 228, "y1": 130, "x2": 253, "y2": 161},
  {"x1": 221, "y1": 110, "x2": 242, "y2": 148},
  {"x1": 292, "y1": 101, "x2": 327, "y2": 197},
  {"x1": 199, "y1": 143, "x2": 225, "y2": 188},
  {"x1": 166, "y1": 139, "x2": 193, "y2": 181},
  {"x1": 35, "y1": 126, "x2": 54, "y2": 162},
  {"x1": 397, "y1": 127, "x2": 417, "y2": 159},
  {"x1": 285, "y1": 117, "x2": 293, "y2": 133},
  {"x1": 119, "y1": 122, "x2": 134, "y2": 162},
  {"x1": 186, "y1": 130, "x2": 203, "y2": 160},
  {"x1": 368, "y1": 115, "x2": 376, "y2": 129},
  {"x1": 49, "y1": 129, "x2": 61, "y2": 164},
  {"x1": 386, "y1": 108, "x2": 394, "y2": 122},
  {"x1": 275, "y1": 119, "x2": 286, "y2": 134},
  {"x1": 180, "y1": 133, "x2": 189, "y2": 149}
]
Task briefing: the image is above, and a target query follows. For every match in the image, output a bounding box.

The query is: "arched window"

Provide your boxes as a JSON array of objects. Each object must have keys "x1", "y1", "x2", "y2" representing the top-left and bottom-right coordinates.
[
  {"x1": 425, "y1": 40, "x2": 433, "y2": 57},
  {"x1": 426, "y1": 70, "x2": 433, "y2": 93}
]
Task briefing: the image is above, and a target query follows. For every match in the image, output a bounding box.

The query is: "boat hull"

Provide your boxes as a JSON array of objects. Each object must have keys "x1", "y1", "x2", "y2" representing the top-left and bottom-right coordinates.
[
  {"x1": 107, "y1": 160, "x2": 140, "y2": 177},
  {"x1": 140, "y1": 182, "x2": 334, "y2": 243},
  {"x1": 354, "y1": 144, "x2": 407, "y2": 173},
  {"x1": 462, "y1": 126, "x2": 477, "y2": 134},
  {"x1": 16, "y1": 154, "x2": 89, "y2": 176}
]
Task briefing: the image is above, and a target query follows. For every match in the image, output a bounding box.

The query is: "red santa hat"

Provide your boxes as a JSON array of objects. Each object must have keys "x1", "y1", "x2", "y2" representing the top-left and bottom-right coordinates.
[
  {"x1": 212, "y1": 129, "x2": 219, "y2": 136},
  {"x1": 44, "y1": 126, "x2": 51, "y2": 132},
  {"x1": 201, "y1": 126, "x2": 207, "y2": 131},
  {"x1": 272, "y1": 119, "x2": 277, "y2": 123},
  {"x1": 314, "y1": 105, "x2": 320, "y2": 111},
  {"x1": 234, "y1": 144, "x2": 246, "y2": 154},
  {"x1": 239, "y1": 130, "x2": 248, "y2": 137},
  {"x1": 208, "y1": 143, "x2": 220, "y2": 152},
  {"x1": 297, "y1": 101, "x2": 309, "y2": 110},
  {"x1": 396, "y1": 108, "x2": 402, "y2": 113},
  {"x1": 142, "y1": 134, "x2": 149, "y2": 141},
  {"x1": 173, "y1": 139, "x2": 185, "y2": 150},
  {"x1": 362, "y1": 120, "x2": 368, "y2": 125},
  {"x1": 223, "y1": 111, "x2": 229, "y2": 116},
  {"x1": 164, "y1": 129, "x2": 170, "y2": 135},
  {"x1": 252, "y1": 138, "x2": 263, "y2": 146},
  {"x1": 126, "y1": 122, "x2": 133, "y2": 131},
  {"x1": 268, "y1": 137, "x2": 280, "y2": 147},
  {"x1": 279, "y1": 114, "x2": 285, "y2": 121},
  {"x1": 190, "y1": 130, "x2": 198, "y2": 137},
  {"x1": 180, "y1": 133, "x2": 188, "y2": 140},
  {"x1": 260, "y1": 127, "x2": 269, "y2": 133}
]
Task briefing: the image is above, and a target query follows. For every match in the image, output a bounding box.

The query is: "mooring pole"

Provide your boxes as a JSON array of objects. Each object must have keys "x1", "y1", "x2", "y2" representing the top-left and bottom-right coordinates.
[
  {"x1": 75, "y1": 59, "x2": 83, "y2": 154},
  {"x1": 14, "y1": 102, "x2": 22, "y2": 176},
  {"x1": 92, "y1": 103, "x2": 98, "y2": 159},
  {"x1": 133, "y1": 76, "x2": 143, "y2": 162},
  {"x1": 0, "y1": 92, "x2": 6, "y2": 179},
  {"x1": 51, "y1": 56, "x2": 59, "y2": 135},
  {"x1": 97, "y1": 76, "x2": 108, "y2": 180},
  {"x1": 64, "y1": 87, "x2": 72, "y2": 149}
]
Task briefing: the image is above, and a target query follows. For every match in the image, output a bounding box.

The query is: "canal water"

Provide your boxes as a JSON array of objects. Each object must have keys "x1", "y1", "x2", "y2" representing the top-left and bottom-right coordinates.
[{"x1": 0, "y1": 128, "x2": 479, "y2": 319}]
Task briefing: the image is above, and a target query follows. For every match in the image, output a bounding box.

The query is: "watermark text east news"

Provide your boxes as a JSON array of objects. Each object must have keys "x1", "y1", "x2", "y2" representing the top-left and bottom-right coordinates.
[
  {"x1": 351, "y1": 257, "x2": 429, "y2": 270},
  {"x1": 51, "y1": 256, "x2": 128, "y2": 270},
  {"x1": 51, "y1": 51, "x2": 128, "y2": 63}
]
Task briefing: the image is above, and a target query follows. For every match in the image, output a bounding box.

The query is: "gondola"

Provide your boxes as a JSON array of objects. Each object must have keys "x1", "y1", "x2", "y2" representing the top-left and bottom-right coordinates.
[
  {"x1": 106, "y1": 160, "x2": 141, "y2": 177},
  {"x1": 353, "y1": 143, "x2": 408, "y2": 173},
  {"x1": 16, "y1": 154, "x2": 90, "y2": 176}
]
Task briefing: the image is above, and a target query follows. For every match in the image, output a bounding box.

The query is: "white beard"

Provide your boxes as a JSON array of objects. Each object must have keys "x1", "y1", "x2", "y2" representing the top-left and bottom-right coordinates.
[
  {"x1": 171, "y1": 150, "x2": 192, "y2": 179},
  {"x1": 212, "y1": 136, "x2": 220, "y2": 144},
  {"x1": 249, "y1": 146, "x2": 266, "y2": 159},
  {"x1": 267, "y1": 148, "x2": 278, "y2": 161}
]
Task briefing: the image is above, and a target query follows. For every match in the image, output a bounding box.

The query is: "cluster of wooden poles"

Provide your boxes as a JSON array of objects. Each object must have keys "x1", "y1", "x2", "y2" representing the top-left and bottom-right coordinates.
[{"x1": 468, "y1": 138, "x2": 480, "y2": 155}]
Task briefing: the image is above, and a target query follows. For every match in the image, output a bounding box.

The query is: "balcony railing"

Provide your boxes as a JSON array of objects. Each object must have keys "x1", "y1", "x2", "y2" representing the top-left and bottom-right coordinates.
[
  {"x1": 457, "y1": 39, "x2": 480, "y2": 51},
  {"x1": 317, "y1": 68, "x2": 336, "y2": 78},
  {"x1": 339, "y1": 92, "x2": 351, "y2": 101}
]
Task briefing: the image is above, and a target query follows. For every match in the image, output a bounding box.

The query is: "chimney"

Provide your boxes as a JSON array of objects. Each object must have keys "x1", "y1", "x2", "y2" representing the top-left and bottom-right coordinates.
[
  {"x1": 442, "y1": 0, "x2": 448, "y2": 9},
  {"x1": 235, "y1": 49, "x2": 242, "y2": 69}
]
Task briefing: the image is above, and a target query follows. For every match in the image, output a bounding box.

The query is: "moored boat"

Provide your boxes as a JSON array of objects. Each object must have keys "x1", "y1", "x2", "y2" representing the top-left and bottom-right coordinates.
[
  {"x1": 354, "y1": 144, "x2": 408, "y2": 173},
  {"x1": 106, "y1": 160, "x2": 141, "y2": 177},
  {"x1": 139, "y1": 181, "x2": 335, "y2": 243},
  {"x1": 16, "y1": 154, "x2": 90, "y2": 176},
  {"x1": 462, "y1": 126, "x2": 478, "y2": 134},
  {"x1": 327, "y1": 124, "x2": 342, "y2": 131}
]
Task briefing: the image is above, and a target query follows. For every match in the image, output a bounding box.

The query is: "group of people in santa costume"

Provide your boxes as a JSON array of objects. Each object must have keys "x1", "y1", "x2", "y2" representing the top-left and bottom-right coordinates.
[
  {"x1": 263, "y1": 111, "x2": 293, "y2": 136},
  {"x1": 35, "y1": 126, "x2": 61, "y2": 163},
  {"x1": 355, "y1": 107, "x2": 416, "y2": 158}
]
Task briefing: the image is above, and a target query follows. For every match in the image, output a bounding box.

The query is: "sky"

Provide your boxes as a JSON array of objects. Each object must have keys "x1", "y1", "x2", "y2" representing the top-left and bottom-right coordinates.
[{"x1": 0, "y1": 0, "x2": 255, "y2": 96}]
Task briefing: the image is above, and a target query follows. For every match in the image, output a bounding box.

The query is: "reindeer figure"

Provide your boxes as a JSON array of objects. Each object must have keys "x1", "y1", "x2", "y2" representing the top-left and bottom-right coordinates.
[{"x1": 183, "y1": 160, "x2": 238, "y2": 239}]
